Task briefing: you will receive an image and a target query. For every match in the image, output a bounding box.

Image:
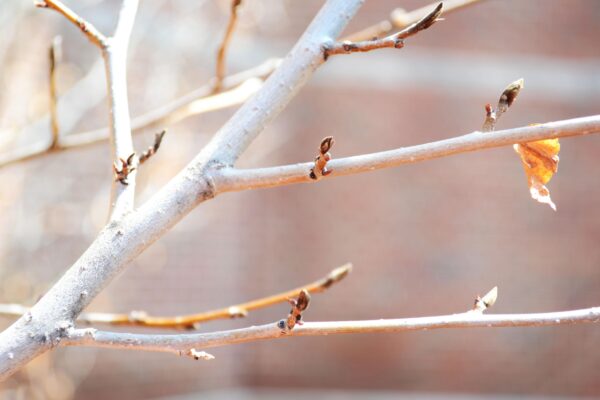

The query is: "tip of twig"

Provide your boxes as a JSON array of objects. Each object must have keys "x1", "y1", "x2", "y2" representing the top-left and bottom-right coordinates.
[
  {"x1": 472, "y1": 286, "x2": 498, "y2": 313},
  {"x1": 34, "y1": 1, "x2": 48, "y2": 8},
  {"x1": 501, "y1": 78, "x2": 525, "y2": 108},
  {"x1": 320, "y1": 136, "x2": 334, "y2": 154},
  {"x1": 323, "y1": 263, "x2": 353, "y2": 288},
  {"x1": 396, "y1": 2, "x2": 443, "y2": 40},
  {"x1": 227, "y1": 306, "x2": 248, "y2": 318}
]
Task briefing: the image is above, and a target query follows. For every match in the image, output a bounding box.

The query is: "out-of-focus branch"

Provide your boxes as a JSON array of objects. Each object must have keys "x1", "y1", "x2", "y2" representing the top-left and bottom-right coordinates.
[
  {"x1": 48, "y1": 36, "x2": 61, "y2": 150},
  {"x1": 0, "y1": 264, "x2": 351, "y2": 329},
  {"x1": 35, "y1": 0, "x2": 107, "y2": 48},
  {"x1": 344, "y1": 0, "x2": 483, "y2": 42},
  {"x1": 214, "y1": 0, "x2": 242, "y2": 93},
  {"x1": 64, "y1": 290, "x2": 600, "y2": 359},
  {"x1": 215, "y1": 115, "x2": 600, "y2": 192},
  {"x1": 0, "y1": 59, "x2": 278, "y2": 168},
  {"x1": 324, "y1": 3, "x2": 442, "y2": 59}
]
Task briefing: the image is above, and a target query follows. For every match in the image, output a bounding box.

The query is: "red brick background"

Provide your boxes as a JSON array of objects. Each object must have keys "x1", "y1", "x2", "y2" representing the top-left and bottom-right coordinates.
[{"x1": 1, "y1": 1, "x2": 599, "y2": 398}]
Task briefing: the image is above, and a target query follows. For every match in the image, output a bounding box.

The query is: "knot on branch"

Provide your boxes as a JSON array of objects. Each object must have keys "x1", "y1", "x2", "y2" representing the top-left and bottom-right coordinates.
[
  {"x1": 113, "y1": 153, "x2": 137, "y2": 185},
  {"x1": 309, "y1": 136, "x2": 334, "y2": 180},
  {"x1": 279, "y1": 289, "x2": 311, "y2": 332}
]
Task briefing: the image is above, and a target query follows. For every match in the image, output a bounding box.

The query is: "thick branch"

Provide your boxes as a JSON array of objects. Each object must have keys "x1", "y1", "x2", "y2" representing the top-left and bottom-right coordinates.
[
  {"x1": 215, "y1": 115, "x2": 600, "y2": 192},
  {"x1": 0, "y1": 0, "x2": 363, "y2": 380},
  {"x1": 64, "y1": 307, "x2": 600, "y2": 357}
]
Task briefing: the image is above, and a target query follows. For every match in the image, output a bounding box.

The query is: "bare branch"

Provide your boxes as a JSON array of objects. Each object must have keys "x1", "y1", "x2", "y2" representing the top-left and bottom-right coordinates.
[
  {"x1": 64, "y1": 305, "x2": 600, "y2": 359},
  {"x1": 216, "y1": 115, "x2": 600, "y2": 192},
  {"x1": 214, "y1": 0, "x2": 243, "y2": 93},
  {"x1": 35, "y1": 0, "x2": 108, "y2": 48},
  {"x1": 48, "y1": 36, "x2": 62, "y2": 150},
  {"x1": 138, "y1": 130, "x2": 166, "y2": 164},
  {"x1": 0, "y1": 264, "x2": 351, "y2": 329},
  {"x1": 345, "y1": 0, "x2": 483, "y2": 42},
  {"x1": 324, "y1": 3, "x2": 442, "y2": 59},
  {"x1": 0, "y1": 0, "x2": 364, "y2": 379},
  {"x1": 104, "y1": 0, "x2": 139, "y2": 220}
]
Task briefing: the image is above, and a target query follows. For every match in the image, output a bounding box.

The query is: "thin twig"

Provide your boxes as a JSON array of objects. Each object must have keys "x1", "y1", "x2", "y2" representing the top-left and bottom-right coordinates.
[
  {"x1": 324, "y1": 3, "x2": 442, "y2": 59},
  {"x1": 35, "y1": 0, "x2": 108, "y2": 48},
  {"x1": 214, "y1": 0, "x2": 242, "y2": 93},
  {"x1": 483, "y1": 78, "x2": 524, "y2": 132},
  {"x1": 216, "y1": 115, "x2": 600, "y2": 192},
  {"x1": 64, "y1": 305, "x2": 600, "y2": 358},
  {"x1": 344, "y1": 0, "x2": 483, "y2": 42},
  {"x1": 138, "y1": 130, "x2": 166, "y2": 164},
  {"x1": 0, "y1": 264, "x2": 352, "y2": 329},
  {"x1": 48, "y1": 36, "x2": 62, "y2": 150}
]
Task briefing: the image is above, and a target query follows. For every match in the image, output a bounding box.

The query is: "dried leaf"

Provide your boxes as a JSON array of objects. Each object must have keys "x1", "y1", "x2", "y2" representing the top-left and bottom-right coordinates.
[{"x1": 513, "y1": 138, "x2": 560, "y2": 210}]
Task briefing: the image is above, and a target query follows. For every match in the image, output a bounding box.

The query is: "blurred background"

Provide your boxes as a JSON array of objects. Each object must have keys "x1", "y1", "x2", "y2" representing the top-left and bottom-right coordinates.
[{"x1": 1, "y1": 0, "x2": 599, "y2": 398}]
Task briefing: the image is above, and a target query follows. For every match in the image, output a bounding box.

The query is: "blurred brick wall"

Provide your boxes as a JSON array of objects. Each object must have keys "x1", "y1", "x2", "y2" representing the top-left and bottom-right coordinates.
[{"x1": 1, "y1": 0, "x2": 599, "y2": 398}]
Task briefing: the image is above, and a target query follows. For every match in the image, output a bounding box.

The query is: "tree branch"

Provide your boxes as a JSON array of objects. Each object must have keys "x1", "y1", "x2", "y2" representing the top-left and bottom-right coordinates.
[
  {"x1": 214, "y1": 0, "x2": 242, "y2": 93},
  {"x1": 104, "y1": 0, "x2": 139, "y2": 220},
  {"x1": 215, "y1": 115, "x2": 600, "y2": 192},
  {"x1": 63, "y1": 302, "x2": 600, "y2": 359},
  {"x1": 324, "y1": 3, "x2": 442, "y2": 59},
  {"x1": 0, "y1": 264, "x2": 351, "y2": 329},
  {"x1": 48, "y1": 36, "x2": 61, "y2": 150},
  {"x1": 0, "y1": 0, "x2": 364, "y2": 380},
  {"x1": 344, "y1": 0, "x2": 484, "y2": 42}
]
